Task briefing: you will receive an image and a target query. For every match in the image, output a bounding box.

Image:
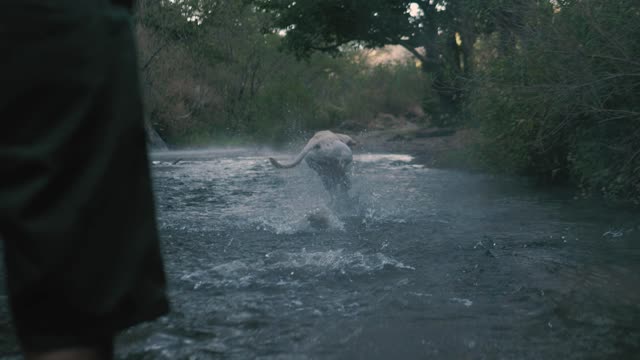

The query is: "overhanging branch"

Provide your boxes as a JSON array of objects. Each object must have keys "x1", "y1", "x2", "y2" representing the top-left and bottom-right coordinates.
[
  {"x1": 142, "y1": 41, "x2": 170, "y2": 71},
  {"x1": 395, "y1": 40, "x2": 440, "y2": 71}
]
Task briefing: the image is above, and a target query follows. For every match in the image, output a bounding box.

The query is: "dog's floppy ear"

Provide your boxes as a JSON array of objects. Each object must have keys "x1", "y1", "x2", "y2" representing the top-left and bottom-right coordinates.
[{"x1": 337, "y1": 133, "x2": 357, "y2": 147}]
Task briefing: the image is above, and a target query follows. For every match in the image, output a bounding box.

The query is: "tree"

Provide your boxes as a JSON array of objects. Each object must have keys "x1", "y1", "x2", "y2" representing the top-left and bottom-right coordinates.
[
  {"x1": 468, "y1": 0, "x2": 640, "y2": 202},
  {"x1": 251, "y1": 0, "x2": 508, "y2": 122}
]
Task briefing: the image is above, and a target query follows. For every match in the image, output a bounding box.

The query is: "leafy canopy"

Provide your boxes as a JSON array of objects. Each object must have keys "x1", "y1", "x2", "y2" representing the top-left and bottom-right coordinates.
[{"x1": 251, "y1": 0, "x2": 505, "y2": 60}]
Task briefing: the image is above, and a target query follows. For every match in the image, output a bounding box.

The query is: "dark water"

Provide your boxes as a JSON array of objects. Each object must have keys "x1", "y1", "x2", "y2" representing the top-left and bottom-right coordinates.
[{"x1": 1, "y1": 148, "x2": 639, "y2": 359}]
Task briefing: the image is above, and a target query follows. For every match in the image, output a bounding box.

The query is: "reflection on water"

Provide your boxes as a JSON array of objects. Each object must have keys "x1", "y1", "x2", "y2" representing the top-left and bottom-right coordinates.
[
  {"x1": 354, "y1": 153, "x2": 414, "y2": 163},
  {"x1": 1, "y1": 148, "x2": 639, "y2": 359}
]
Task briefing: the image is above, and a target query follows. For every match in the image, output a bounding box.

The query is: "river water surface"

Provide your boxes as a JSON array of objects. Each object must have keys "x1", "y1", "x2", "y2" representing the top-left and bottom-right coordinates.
[{"x1": 1, "y1": 148, "x2": 639, "y2": 359}]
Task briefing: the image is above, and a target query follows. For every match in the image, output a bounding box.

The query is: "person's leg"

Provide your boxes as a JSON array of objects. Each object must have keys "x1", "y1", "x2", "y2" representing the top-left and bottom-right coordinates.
[
  {"x1": 25, "y1": 341, "x2": 113, "y2": 360},
  {"x1": 0, "y1": 1, "x2": 169, "y2": 357}
]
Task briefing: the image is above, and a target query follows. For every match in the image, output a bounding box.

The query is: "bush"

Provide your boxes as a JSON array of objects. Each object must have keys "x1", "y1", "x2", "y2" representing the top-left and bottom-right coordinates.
[{"x1": 468, "y1": 0, "x2": 640, "y2": 203}]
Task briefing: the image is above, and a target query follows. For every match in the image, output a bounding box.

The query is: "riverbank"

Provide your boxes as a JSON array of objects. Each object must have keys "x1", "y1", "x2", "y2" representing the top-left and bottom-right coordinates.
[
  {"x1": 349, "y1": 124, "x2": 481, "y2": 170},
  {"x1": 347, "y1": 123, "x2": 640, "y2": 208}
]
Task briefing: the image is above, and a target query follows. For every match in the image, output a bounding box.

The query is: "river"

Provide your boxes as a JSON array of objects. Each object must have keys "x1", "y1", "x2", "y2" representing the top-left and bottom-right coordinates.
[{"x1": 1, "y1": 148, "x2": 639, "y2": 359}]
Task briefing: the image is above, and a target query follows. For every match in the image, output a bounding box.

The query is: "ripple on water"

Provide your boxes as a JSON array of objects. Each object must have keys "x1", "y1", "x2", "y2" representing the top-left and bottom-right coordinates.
[
  {"x1": 118, "y1": 330, "x2": 228, "y2": 360},
  {"x1": 140, "y1": 149, "x2": 640, "y2": 360},
  {"x1": 263, "y1": 249, "x2": 415, "y2": 273},
  {"x1": 179, "y1": 249, "x2": 414, "y2": 290},
  {"x1": 249, "y1": 208, "x2": 346, "y2": 234}
]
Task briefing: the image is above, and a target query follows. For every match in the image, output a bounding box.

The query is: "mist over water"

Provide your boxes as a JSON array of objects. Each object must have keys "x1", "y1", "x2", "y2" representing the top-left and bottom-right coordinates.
[{"x1": 1, "y1": 148, "x2": 639, "y2": 359}]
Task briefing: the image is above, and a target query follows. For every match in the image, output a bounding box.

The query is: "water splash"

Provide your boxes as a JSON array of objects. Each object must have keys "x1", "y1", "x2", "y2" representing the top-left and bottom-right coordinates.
[
  {"x1": 354, "y1": 154, "x2": 414, "y2": 163},
  {"x1": 450, "y1": 298, "x2": 473, "y2": 307},
  {"x1": 179, "y1": 249, "x2": 414, "y2": 290}
]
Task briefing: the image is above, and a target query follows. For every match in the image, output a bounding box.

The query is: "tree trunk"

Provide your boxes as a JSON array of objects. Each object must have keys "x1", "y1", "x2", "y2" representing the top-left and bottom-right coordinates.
[{"x1": 144, "y1": 120, "x2": 169, "y2": 151}]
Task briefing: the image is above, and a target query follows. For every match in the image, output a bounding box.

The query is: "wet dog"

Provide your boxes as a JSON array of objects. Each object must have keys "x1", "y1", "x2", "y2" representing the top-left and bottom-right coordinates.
[{"x1": 269, "y1": 130, "x2": 356, "y2": 196}]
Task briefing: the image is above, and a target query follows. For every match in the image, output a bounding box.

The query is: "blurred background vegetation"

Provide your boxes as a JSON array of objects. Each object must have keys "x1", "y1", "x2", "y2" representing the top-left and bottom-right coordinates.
[
  {"x1": 135, "y1": 0, "x2": 427, "y2": 146},
  {"x1": 135, "y1": 0, "x2": 639, "y2": 204}
]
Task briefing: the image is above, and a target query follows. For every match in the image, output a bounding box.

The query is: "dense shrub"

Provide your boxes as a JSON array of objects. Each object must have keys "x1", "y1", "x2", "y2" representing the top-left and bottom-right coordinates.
[{"x1": 468, "y1": 0, "x2": 640, "y2": 203}]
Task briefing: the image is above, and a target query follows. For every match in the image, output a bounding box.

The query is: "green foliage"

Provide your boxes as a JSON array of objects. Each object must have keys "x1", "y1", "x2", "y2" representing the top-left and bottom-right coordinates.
[
  {"x1": 250, "y1": 0, "x2": 513, "y2": 119},
  {"x1": 135, "y1": 0, "x2": 427, "y2": 145},
  {"x1": 136, "y1": 0, "x2": 640, "y2": 204},
  {"x1": 363, "y1": 62, "x2": 426, "y2": 116},
  {"x1": 468, "y1": 0, "x2": 640, "y2": 203},
  {"x1": 242, "y1": 52, "x2": 427, "y2": 143}
]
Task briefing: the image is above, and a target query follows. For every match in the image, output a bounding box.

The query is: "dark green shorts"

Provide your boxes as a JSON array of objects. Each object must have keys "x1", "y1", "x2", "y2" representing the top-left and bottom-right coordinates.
[{"x1": 0, "y1": 0, "x2": 169, "y2": 352}]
